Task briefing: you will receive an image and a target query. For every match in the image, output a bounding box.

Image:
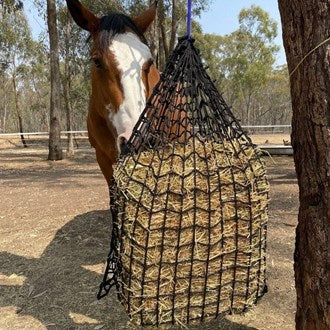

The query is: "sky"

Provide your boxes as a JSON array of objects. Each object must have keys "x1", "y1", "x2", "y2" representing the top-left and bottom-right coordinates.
[
  {"x1": 24, "y1": 0, "x2": 45, "y2": 37},
  {"x1": 24, "y1": 0, "x2": 286, "y2": 65},
  {"x1": 197, "y1": 0, "x2": 286, "y2": 65}
]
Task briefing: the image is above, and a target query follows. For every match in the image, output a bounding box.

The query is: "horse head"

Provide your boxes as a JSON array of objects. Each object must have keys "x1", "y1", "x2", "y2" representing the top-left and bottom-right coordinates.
[{"x1": 66, "y1": 0, "x2": 159, "y2": 154}]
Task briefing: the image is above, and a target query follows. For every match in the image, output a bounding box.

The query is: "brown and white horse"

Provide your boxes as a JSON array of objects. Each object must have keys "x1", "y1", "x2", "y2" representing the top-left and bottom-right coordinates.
[{"x1": 66, "y1": 0, "x2": 160, "y2": 185}]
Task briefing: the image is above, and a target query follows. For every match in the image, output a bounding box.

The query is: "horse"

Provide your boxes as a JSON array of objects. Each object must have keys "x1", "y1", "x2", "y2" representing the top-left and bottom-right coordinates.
[{"x1": 66, "y1": 0, "x2": 160, "y2": 186}]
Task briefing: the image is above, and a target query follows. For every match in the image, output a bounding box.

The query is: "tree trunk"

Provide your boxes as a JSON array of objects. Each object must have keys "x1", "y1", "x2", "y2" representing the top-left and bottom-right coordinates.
[
  {"x1": 148, "y1": 0, "x2": 158, "y2": 61},
  {"x1": 160, "y1": 23, "x2": 169, "y2": 68},
  {"x1": 3, "y1": 100, "x2": 7, "y2": 133},
  {"x1": 2, "y1": 74, "x2": 7, "y2": 133},
  {"x1": 169, "y1": 0, "x2": 178, "y2": 53},
  {"x1": 47, "y1": 0, "x2": 62, "y2": 160},
  {"x1": 64, "y1": 9, "x2": 74, "y2": 157},
  {"x1": 12, "y1": 66, "x2": 27, "y2": 148},
  {"x1": 17, "y1": 114, "x2": 27, "y2": 147},
  {"x1": 245, "y1": 92, "x2": 252, "y2": 126},
  {"x1": 158, "y1": 0, "x2": 169, "y2": 68},
  {"x1": 278, "y1": 1, "x2": 330, "y2": 329}
]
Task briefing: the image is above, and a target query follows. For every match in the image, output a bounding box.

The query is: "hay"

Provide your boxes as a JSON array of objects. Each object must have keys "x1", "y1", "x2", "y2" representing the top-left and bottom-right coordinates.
[{"x1": 113, "y1": 138, "x2": 269, "y2": 326}]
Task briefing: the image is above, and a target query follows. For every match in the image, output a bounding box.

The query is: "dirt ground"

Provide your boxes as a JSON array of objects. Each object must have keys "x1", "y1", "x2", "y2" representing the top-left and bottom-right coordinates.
[
  {"x1": 0, "y1": 141, "x2": 298, "y2": 330},
  {"x1": 0, "y1": 132, "x2": 291, "y2": 149},
  {"x1": 250, "y1": 134, "x2": 291, "y2": 146}
]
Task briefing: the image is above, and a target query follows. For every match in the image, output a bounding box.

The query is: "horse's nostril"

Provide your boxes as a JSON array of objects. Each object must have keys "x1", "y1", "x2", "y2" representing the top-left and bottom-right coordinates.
[
  {"x1": 119, "y1": 136, "x2": 127, "y2": 147},
  {"x1": 118, "y1": 136, "x2": 130, "y2": 156}
]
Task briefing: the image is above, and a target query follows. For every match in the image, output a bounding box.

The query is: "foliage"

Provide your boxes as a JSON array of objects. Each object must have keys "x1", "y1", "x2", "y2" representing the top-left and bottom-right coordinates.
[
  {"x1": 0, "y1": 1, "x2": 291, "y2": 136},
  {"x1": 0, "y1": 6, "x2": 49, "y2": 134},
  {"x1": 0, "y1": 0, "x2": 23, "y2": 13},
  {"x1": 195, "y1": 6, "x2": 289, "y2": 126}
]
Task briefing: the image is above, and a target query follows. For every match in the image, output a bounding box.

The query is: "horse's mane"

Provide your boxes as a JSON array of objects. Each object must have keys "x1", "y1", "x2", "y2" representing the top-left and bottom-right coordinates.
[{"x1": 97, "y1": 13, "x2": 147, "y2": 50}]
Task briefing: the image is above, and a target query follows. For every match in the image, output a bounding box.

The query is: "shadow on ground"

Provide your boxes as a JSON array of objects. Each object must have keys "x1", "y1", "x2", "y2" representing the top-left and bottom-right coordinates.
[
  {"x1": 0, "y1": 150, "x2": 102, "y2": 189},
  {"x1": 0, "y1": 210, "x2": 255, "y2": 330}
]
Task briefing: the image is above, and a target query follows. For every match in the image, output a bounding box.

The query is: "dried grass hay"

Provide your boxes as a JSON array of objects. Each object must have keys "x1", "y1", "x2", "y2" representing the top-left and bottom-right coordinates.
[{"x1": 113, "y1": 138, "x2": 269, "y2": 326}]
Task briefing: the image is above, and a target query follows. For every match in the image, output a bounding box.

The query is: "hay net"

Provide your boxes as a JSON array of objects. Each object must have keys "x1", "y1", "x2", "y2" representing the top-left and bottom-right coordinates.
[{"x1": 98, "y1": 36, "x2": 269, "y2": 326}]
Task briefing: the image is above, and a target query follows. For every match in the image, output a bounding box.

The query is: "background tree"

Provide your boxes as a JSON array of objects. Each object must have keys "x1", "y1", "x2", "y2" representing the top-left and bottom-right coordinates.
[
  {"x1": 193, "y1": 6, "x2": 289, "y2": 127},
  {"x1": 217, "y1": 6, "x2": 279, "y2": 124},
  {"x1": 62, "y1": 9, "x2": 75, "y2": 156},
  {"x1": 47, "y1": 0, "x2": 62, "y2": 160},
  {"x1": 0, "y1": 0, "x2": 22, "y2": 12},
  {"x1": 256, "y1": 66, "x2": 291, "y2": 128},
  {"x1": 157, "y1": 0, "x2": 212, "y2": 68},
  {"x1": 0, "y1": 4, "x2": 37, "y2": 146},
  {"x1": 278, "y1": 1, "x2": 330, "y2": 328},
  {"x1": 0, "y1": 1, "x2": 291, "y2": 152}
]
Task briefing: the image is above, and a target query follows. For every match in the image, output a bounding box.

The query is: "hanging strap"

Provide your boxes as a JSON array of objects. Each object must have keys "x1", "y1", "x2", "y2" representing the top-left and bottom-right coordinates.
[{"x1": 187, "y1": 0, "x2": 192, "y2": 39}]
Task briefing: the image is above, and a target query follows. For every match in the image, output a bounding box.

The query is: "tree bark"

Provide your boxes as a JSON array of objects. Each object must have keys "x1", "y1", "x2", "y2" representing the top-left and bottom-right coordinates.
[
  {"x1": 12, "y1": 64, "x2": 27, "y2": 148},
  {"x1": 148, "y1": 0, "x2": 158, "y2": 61},
  {"x1": 47, "y1": 0, "x2": 62, "y2": 160},
  {"x1": 157, "y1": 26, "x2": 163, "y2": 69},
  {"x1": 2, "y1": 74, "x2": 7, "y2": 133},
  {"x1": 169, "y1": 0, "x2": 178, "y2": 53},
  {"x1": 64, "y1": 9, "x2": 74, "y2": 157},
  {"x1": 160, "y1": 23, "x2": 169, "y2": 69},
  {"x1": 3, "y1": 99, "x2": 7, "y2": 133},
  {"x1": 17, "y1": 114, "x2": 27, "y2": 147},
  {"x1": 158, "y1": 0, "x2": 169, "y2": 68},
  {"x1": 278, "y1": 1, "x2": 330, "y2": 329}
]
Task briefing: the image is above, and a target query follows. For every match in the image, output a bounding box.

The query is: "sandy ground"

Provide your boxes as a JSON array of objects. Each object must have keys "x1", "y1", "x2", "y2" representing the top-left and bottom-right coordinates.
[
  {"x1": 250, "y1": 134, "x2": 291, "y2": 146},
  {"x1": 0, "y1": 132, "x2": 291, "y2": 149},
  {"x1": 0, "y1": 143, "x2": 298, "y2": 330}
]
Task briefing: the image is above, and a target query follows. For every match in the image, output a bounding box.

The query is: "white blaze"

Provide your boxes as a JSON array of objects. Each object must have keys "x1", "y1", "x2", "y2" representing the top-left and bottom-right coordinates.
[{"x1": 108, "y1": 32, "x2": 152, "y2": 151}]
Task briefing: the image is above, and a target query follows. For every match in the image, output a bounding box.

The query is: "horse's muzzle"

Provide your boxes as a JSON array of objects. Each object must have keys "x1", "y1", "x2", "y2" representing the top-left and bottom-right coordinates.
[{"x1": 118, "y1": 136, "x2": 130, "y2": 157}]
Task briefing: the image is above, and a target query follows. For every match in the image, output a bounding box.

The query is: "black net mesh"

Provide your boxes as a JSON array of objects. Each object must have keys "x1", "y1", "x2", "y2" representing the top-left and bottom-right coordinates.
[{"x1": 98, "y1": 37, "x2": 269, "y2": 326}]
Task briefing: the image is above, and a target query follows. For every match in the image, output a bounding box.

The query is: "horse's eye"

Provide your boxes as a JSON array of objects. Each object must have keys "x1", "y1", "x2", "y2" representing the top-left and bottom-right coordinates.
[{"x1": 92, "y1": 57, "x2": 102, "y2": 69}]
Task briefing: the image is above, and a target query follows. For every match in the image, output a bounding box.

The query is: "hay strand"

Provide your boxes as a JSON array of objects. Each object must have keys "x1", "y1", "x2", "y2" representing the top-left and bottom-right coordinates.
[{"x1": 113, "y1": 138, "x2": 269, "y2": 326}]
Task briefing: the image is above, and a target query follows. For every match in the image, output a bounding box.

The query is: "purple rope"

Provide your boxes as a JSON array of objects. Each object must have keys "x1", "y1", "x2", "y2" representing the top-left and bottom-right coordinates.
[{"x1": 187, "y1": 0, "x2": 192, "y2": 39}]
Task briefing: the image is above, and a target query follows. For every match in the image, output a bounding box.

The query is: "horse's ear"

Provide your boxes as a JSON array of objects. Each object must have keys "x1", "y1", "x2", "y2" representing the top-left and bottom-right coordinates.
[
  {"x1": 66, "y1": 0, "x2": 100, "y2": 33},
  {"x1": 133, "y1": 1, "x2": 158, "y2": 33}
]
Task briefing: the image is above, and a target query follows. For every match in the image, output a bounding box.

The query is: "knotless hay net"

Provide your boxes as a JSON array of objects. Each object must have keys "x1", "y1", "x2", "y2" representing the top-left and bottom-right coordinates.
[{"x1": 98, "y1": 37, "x2": 269, "y2": 327}]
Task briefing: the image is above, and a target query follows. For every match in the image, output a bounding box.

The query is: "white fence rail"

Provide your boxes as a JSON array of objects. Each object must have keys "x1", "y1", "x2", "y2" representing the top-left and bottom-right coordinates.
[
  {"x1": 0, "y1": 131, "x2": 88, "y2": 137},
  {"x1": 0, "y1": 126, "x2": 293, "y2": 155},
  {"x1": 241, "y1": 125, "x2": 291, "y2": 129},
  {"x1": 0, "y1": 125, "x2": 292, "y2": 137}
]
